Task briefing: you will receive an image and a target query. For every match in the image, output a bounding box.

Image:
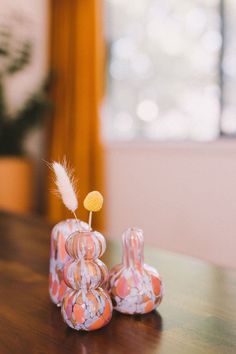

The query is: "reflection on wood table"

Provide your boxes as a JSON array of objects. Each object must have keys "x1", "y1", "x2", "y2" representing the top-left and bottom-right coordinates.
[{"x1": 0, "y1": 211, "x2": 235, "y2": 354}]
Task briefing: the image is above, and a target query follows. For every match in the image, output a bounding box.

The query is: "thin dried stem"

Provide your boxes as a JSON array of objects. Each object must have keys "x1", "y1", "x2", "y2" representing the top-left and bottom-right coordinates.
[{"x1": 88, "y1": 211, "x2": 93, "y2": 231}]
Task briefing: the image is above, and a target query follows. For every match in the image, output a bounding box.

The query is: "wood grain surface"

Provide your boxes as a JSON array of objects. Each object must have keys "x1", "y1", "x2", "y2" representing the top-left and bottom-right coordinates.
[{"x1": 0, "y1": 211, "x2": 236, "y2": 354}]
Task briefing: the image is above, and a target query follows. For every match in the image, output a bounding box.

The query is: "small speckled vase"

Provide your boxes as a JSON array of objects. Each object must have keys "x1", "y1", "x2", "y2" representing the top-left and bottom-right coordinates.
[
  {"x1": 61, "y1": 230, "x2": 113, "y2": 331},
  {"x1": 108, "y1": 228, "x2": 164, "y2": 314},
  {"x1": 49, "y1": 219, "x2": 89, "y2": 306}
]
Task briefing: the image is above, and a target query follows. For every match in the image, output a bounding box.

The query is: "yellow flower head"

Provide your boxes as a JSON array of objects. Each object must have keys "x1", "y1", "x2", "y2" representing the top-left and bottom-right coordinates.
[{"x1": 83, "y1": 191, "x2": 103, "y2": 212}]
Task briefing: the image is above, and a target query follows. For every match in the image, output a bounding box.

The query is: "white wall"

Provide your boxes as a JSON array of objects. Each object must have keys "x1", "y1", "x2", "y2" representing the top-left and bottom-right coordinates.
[{"x1": 105, "y1": 140, "x2": 236, "y2": 268}]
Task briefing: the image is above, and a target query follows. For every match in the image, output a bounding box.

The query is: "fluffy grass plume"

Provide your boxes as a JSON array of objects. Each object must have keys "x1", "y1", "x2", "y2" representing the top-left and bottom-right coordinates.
[{"x1": 52, "y1": 161, "x2": 78, "y2": 213}]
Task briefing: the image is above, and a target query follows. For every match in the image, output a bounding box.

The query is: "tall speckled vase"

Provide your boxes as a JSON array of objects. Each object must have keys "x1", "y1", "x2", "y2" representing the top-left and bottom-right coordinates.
[
  {"x1": 61, "y1": 230, "x2": 113, "y2": 331},
  {"x1": 49, "y1": 219, "x2": 89, "y2": 306},
  {"x1": 108, "y1": 228, "x2": 164, "y2": 314}
]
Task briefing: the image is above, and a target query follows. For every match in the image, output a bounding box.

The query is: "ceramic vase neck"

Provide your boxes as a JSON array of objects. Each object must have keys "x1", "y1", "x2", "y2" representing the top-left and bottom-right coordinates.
[{"x1": 122, "y1": 228, "x2": 144, "y2": 268}]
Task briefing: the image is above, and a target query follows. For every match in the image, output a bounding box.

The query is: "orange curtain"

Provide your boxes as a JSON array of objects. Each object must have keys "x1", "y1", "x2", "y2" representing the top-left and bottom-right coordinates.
[{"x1": 48, "y1": 0, "x2": 105, "y2": 230}]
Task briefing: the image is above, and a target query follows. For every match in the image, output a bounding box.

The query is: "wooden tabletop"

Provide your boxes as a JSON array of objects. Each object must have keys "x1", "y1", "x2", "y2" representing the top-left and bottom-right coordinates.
[{"x1": 0, "y1": 212, "x2": 236, "y2": 354}]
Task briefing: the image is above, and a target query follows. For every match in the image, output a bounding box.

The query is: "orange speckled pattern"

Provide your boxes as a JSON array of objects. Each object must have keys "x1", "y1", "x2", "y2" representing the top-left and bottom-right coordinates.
[
  {"x1": 49, "y1": 219, "x2": 89, "y2": 306},
  {"x1": 108, "y1": 228, "x2": 164, "y2": 314},
  {"x1": 116, "y1": 276, "x2": 130, "y2": 298},
  {"x1": 61, "y1": 230, "x2": 113, "y2": 331}
]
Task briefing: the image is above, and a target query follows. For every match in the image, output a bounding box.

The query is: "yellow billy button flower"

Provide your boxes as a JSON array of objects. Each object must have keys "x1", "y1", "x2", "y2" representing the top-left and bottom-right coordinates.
[
  {"x1": 84, "y1": 191, "x2": 104, "y2": 212},
  {"x1": 84, "y1": 191, "x2": 103, "y2": 230}
]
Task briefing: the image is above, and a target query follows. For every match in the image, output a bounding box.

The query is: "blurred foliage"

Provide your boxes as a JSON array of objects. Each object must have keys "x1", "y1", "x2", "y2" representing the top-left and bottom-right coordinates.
[
  {"x1": 0, "y1": 21, "x2": 51, "y2": 156},
  {"x1": 0, "y1": 81, "x2": 51, "y2": 156}
]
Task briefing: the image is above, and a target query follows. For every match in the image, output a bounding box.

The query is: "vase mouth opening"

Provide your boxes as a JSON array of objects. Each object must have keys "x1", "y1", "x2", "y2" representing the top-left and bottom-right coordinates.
[
  {"x1": 68, "y1": 229, "x2": 93, "y2": 238},
  {"x1": 127, "y1": 227, "x2": 143, "y2": 234}
]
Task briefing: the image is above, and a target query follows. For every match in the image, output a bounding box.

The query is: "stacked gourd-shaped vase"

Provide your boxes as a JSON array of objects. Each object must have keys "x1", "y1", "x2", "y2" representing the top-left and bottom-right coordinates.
[
  {"x1": 61, "y1": 230, "x2": 113, "y2": 331},
  {"x1": 49, "y1": 219, "x2": 89, "y2": 306}
]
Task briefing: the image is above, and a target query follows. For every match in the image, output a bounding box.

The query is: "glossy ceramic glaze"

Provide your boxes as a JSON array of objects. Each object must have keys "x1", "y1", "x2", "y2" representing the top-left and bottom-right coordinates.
[
  {"x1": 109, "y1": 228, "x2": 164, "y2": 314},
  {"x1": 49, "y1": 219, "x2": 89, "y2": 306},
  {"x1": 61, "y1": 230, "x2": 113, "y2": 331}
]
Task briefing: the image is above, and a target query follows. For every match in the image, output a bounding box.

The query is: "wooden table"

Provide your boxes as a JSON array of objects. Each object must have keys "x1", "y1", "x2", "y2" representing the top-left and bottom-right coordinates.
[{"x1": 0, "y1": 212, "x2": 236, "y2": 354}]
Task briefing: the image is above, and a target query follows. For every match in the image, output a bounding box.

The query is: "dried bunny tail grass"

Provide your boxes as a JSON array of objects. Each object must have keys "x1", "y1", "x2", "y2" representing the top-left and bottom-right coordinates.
[{"x1": 51, "y1": 160, "x2": 78, "y2": 214}]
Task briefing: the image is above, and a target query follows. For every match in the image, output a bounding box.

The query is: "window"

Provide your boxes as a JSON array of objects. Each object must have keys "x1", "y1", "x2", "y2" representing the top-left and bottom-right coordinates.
[{"x1": 103, "y1": 0, "x2": 236, "y2": 141}]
